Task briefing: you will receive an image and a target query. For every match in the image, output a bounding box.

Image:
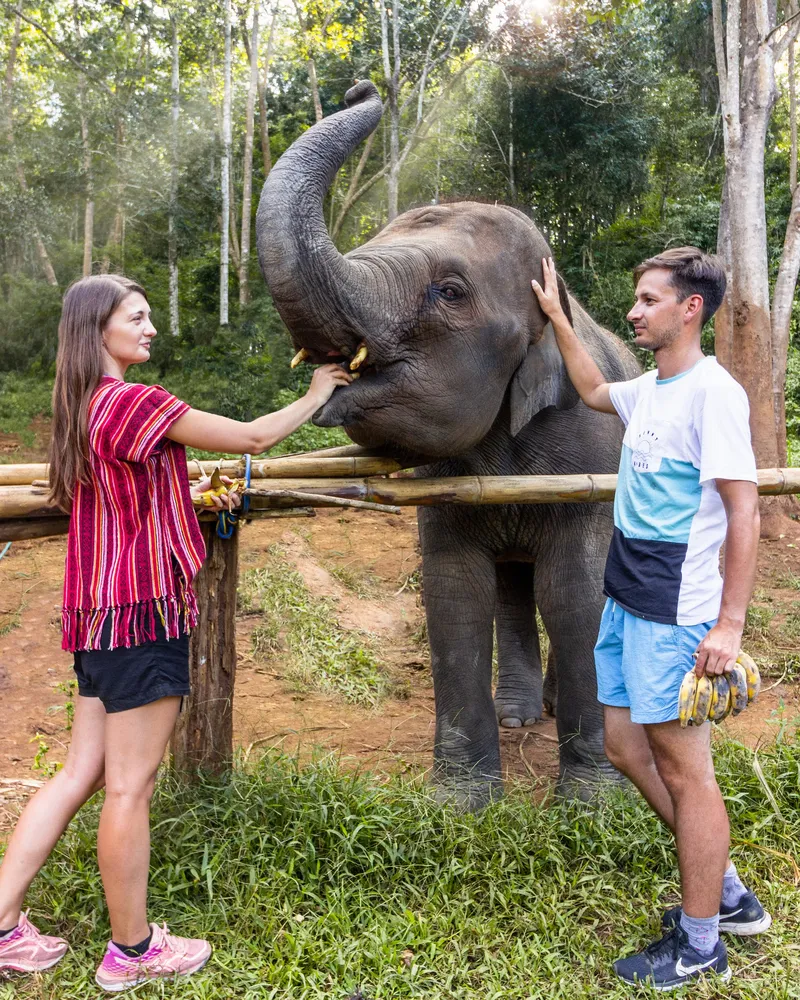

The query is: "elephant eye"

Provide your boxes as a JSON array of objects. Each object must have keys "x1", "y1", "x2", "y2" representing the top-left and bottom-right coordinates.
[{"x1": 436, "y1": 284, "x2": 463, "y2": 301}]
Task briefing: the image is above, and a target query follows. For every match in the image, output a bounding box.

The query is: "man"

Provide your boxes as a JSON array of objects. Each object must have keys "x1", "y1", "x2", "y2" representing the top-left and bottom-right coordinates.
[{"x1": 531, "y1": 247, "x2": 769, "y2": 990}]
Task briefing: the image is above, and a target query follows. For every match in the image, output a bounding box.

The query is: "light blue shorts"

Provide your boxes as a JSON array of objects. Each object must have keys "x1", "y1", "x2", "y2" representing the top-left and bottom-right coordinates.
[{"x1": 594, "y1": 598, "x2": 716, "y2": 724}]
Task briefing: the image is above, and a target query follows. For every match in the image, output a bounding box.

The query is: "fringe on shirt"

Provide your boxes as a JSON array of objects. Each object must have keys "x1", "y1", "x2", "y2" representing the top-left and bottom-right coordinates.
[{"x1": 61, "y1": 589, "x2": 199, "y2": 653}]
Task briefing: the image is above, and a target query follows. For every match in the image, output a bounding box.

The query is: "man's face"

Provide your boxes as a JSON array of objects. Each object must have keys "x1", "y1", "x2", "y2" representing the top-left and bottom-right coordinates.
[{"x1": 627, "y1": 268, "x2": 698, "y2": 352}]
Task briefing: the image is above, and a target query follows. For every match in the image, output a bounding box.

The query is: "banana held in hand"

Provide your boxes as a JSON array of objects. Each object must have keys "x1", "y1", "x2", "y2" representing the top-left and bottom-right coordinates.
[
  {"x1": 709, "y1": 674, "x2": 731, "y2": 724},
  {"x1": 690, "y1": 674, "x2": 714, "y2": 726},
  {"x1": 727, "y1": 663, "x2": 749, "y2": 716},
  {"x1": 678, "y1": 670, "x2": 698, "y2": 728},
  {"x1": 192, "y1": 470, "x2": 246, "y2": 509},
  {"x1": 737, "y1": 651, "x2": 761, "y2": 702}
]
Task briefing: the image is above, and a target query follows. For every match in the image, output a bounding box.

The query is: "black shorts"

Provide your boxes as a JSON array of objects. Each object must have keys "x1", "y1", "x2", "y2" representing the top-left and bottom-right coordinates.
[{"x1": 73, "y1": 614, "x2": 190, "y2": 713}]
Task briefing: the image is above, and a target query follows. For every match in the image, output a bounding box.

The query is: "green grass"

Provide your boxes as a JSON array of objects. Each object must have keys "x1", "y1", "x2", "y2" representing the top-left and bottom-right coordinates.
[
  {"x1": 3, "y1": 733, "x2": 800, "y2": 999},
  {"x1": 239, "y1": 546, "x2": 393, "y2": 707},
  {"x1": 329, "y1": 563, "x2": 381, "y2": 599},
  {"x1": 744, "y1": 605, "x2": 775, "y2": 643},
  {"x1": 774, "y1": 572, "x2": 800, "y2": 592}
]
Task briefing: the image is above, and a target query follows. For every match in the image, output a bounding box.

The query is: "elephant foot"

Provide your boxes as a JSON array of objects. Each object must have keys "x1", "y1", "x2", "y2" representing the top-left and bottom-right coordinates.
[
  {"x1": 493, "y1": 687, "x2": 543, "y2": 729},
  {"x1": 431, "y1": 776, "x2": 503, "y2": 812},
  {"x1": 431, "y1": 758, "x2": 503, "y2": 812},
  {"x1": 556, "y1": 760, "x2": 625, "y2": 801}
]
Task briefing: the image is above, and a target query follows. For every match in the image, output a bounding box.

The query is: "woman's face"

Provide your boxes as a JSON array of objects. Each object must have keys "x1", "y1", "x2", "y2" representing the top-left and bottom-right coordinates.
[{"x1": 102, "y1": 291, "x2": 156, "y2": 369}]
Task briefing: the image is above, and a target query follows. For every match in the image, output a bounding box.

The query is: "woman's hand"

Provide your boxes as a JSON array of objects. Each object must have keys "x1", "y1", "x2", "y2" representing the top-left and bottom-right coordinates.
[
  {"x1": 531, "y1": 257, "x2": 566, "y2": 323},
  {"x1": 191, "y1": 475, "x2": 241, "y2": 511},
  {"x1": 306, "y1": 363, "x2": 353, "y2": 407}
]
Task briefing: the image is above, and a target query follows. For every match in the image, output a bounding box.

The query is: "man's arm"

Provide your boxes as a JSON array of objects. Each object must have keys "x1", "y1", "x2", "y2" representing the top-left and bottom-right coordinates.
[
  {"x1": 693, "y1": 479, "x2": 760, "y2": 677},
  {"x1": 531, "y1": 257, "x2": 617, "y2": 414}
]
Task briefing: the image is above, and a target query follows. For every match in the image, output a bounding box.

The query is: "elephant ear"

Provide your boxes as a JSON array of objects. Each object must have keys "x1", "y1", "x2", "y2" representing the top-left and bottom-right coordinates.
[{"x1": 509, "y1": 277, "x2": 579, "y2": 436}]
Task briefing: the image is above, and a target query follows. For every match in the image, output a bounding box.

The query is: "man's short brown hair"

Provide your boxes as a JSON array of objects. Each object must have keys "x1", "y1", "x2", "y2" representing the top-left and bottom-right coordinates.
[{"x1": 633, "y1": 247, "x2": 726, "y2": 326}]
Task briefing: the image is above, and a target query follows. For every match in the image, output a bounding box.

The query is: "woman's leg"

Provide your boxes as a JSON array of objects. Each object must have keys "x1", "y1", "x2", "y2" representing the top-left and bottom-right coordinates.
[
  {"x1": 0, "y1": 696, "x2": 107, "y2": 929},
  {"x1": 97, "y1": 696, "x2": 180, "y2": 947}
]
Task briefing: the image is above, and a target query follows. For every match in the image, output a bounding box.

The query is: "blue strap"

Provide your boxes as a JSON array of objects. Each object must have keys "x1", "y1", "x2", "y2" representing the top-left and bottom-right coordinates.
[{"x1": 215, "y1": 453, "x2": 251, "y2": 539}]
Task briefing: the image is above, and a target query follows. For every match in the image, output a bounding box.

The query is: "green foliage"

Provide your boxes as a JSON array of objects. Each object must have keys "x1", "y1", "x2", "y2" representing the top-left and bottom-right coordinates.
[
  {"x1": 239, "y1": 545, "x2": 391, "y2": 706},
  {"x1": 268, "y1": 389, "x2": 350, "y2": 455},
  {"x1": 6, "y1": 734, "x2": 800, "y2": 998},
  {"x1": 0, "y1": 371, "x2": 53, "y2": 450}
]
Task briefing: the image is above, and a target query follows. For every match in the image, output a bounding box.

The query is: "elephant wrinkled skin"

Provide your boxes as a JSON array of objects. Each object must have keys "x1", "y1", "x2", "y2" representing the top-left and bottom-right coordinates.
[{"x1": 256, "y1": 80, "x2": 640, "y2": 808}]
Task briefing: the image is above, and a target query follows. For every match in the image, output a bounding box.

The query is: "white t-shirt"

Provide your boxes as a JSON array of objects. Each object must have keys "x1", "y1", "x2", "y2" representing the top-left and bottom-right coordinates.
[{"x1": 606, "y1": 356, "x2": 757, "y2": 626}]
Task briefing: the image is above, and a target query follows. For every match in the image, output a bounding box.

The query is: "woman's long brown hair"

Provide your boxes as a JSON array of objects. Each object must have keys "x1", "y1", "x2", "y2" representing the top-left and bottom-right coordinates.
[{"x1": 48, "y1": 275, "x2": 148, "y2": 511}]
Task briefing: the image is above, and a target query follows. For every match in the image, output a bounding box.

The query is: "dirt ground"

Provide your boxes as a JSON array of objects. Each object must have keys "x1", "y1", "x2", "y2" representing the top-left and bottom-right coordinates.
[{"x1": 2, "y1": 497, "x2": 800, "y2": 828}]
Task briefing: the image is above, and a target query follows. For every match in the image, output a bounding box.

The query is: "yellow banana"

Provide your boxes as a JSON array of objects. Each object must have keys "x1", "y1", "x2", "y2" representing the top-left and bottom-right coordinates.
[
  {"x1": 727, "y1": 664, "x2": 749, "y2": 716},
  {"x1": 737, "y1": 651, "x2": 761, "y2": 703},
  {"x1": 678, "y1": 670, "x2": 698, "y2": 728},
  {"x1": 709, "y1": 675, "x2": 731, "y2": 724},
  {"x1": 192, "y1": 475, "x2": 246, "y2": 509},
  {"x1": 690, "y1": 674, "x2": 714, "y2": 726}
]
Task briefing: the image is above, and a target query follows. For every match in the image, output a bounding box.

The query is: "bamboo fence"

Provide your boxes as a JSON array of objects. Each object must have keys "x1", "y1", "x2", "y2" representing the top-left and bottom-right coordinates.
[{"x1": 0, "y1": 443, "x2": 798, "y2": 542}]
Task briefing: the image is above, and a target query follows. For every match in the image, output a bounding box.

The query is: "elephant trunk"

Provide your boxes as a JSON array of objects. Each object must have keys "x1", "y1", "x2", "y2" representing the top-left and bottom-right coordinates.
[{"x1": 256, "y1": 80, "x2": 384, "y2": 355}]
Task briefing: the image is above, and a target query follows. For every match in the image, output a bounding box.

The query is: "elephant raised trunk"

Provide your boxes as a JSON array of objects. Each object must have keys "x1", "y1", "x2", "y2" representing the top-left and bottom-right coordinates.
[{"x1": 256, "y1": 80, "x2": 384, "y2": 358}]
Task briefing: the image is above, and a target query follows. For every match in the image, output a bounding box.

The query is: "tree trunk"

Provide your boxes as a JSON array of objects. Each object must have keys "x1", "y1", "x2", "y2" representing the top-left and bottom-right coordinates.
[
  {"x1": 79, "y1": 81, "x2": 94, "y2": 278},
  {"x1": 168, "y1": 10, "x2": 180, "y2": 337},
  {"x1": 307, "y1": 57, "x2": 323, "y2": 122},
  {"x1": 171, "y1": 522, "x2": 238, "y2": 774},
  {"x1": 258, "y1": 10, "x2": 278, "y2": 177},
  {"x1": 711, "y1": 0, "x2": 800, "y2": 536},
  {"x1": 100, "y1": 118, "x2": 125, "y2": 274},
  {"x1": 239, "y1": 3, "x2": 259, "y2": 307},
  {"x1": 772, "y1": 38, "x2": 800, "y2": 467},
  {"x1": 381, "y1": 1, "x2": 401, "y2": 221},
  {"x1": 74, "y1": 1, "x2": 93, "y2": 278},
  {"x1": 714, "y1": 176, "x2": 733, "y2": 371},
  {"x1": 3, "y1": 3, "x2": 58, "y2": 287},
  {"x1": 220, "y1": 0, "x2": 232, "y2": 325}
]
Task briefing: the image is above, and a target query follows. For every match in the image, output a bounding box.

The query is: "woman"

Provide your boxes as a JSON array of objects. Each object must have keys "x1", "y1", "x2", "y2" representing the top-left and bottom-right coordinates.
[{"x1": 0, "y1": 274, "x2": 350, "y2": 991}]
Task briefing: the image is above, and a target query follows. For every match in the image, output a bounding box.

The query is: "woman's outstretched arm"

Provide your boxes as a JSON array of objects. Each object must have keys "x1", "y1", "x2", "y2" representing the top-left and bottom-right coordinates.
[{"x1": 166, "y1": 364, "x2": 351, "y2": 454}]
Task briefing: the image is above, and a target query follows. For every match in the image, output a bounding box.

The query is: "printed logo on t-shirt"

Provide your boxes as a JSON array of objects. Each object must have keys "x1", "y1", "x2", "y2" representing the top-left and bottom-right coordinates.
[{"x1": 631, "y1": 429, "x2": 662, "y2": 473}]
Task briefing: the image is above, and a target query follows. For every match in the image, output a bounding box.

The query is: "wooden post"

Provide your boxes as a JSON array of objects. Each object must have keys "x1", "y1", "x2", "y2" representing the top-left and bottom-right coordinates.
[{"x1": 171, "y1": 520, "x2": 239, "y2": 774}]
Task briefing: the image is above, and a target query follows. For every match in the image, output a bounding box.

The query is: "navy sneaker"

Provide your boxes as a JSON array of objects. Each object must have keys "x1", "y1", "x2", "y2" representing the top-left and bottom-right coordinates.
[
  {"x1": 613, "y1": 925, "x2": 731, "y2": 991},
  {"x1": 662, "y1": 890, "x2": 772, "y2": 936}
]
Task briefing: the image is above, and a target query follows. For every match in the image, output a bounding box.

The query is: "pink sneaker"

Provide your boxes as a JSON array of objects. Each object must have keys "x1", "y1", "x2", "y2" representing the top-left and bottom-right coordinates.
[
  {"x1": 94, "y1": 921, "x2": 211, "y2": 992},
  {"x1": 0, "y1": 911, "x2": 68, "y2": 973}
]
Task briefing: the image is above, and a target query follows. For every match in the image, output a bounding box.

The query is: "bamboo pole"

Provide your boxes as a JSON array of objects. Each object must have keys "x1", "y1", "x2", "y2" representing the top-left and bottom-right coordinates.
[
  {"x1": 0, "y1": 451, "x2": 416, "y2": 487},
  {"x1": 3, "y1": 469, "x2": 799, "y2": 524}
]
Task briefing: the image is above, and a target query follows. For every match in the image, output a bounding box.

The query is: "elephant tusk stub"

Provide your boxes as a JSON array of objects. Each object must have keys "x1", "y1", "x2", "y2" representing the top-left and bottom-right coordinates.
[
  {"x1": 350, "y1": 344, "x2": 368, "y2": 370},
  {"x1": 290, "y1": 348, "x2": 310, "y2": 369}
]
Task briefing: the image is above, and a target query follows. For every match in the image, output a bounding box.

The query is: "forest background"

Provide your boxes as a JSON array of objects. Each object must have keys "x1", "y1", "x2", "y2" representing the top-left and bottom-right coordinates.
[{"x1": 1, "y1": 0, "x2": 800, "y2": 465}]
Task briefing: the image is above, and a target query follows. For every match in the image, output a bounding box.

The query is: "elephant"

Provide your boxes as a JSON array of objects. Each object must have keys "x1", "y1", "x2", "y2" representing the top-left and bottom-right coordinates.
[{"x1": 256, "y1": 80, "x2": 640, "y2": 808}]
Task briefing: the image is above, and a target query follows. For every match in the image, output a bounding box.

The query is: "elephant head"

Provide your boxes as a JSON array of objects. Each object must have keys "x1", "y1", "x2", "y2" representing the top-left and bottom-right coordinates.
[{"x1": 256, "y1": 80, "x2": 578, "y2": 457}]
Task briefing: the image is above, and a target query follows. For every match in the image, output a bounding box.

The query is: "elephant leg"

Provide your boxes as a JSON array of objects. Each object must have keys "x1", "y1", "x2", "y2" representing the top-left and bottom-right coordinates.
[
  {"x1": 419, "y1": 516, "x2": 500, "y2": 810},
  {"x1": 494, "y1": 562, "x2": 544, "y2": 728},
  {"x1": 542, "y1": 647, "x2": 558, "y2": 717},
  {"x1": 534, "y1": 514, "x2": 621, "y2": 797}
]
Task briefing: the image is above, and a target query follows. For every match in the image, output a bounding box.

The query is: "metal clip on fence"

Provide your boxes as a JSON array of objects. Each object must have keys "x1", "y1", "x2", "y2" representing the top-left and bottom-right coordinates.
[{"x1": 216, "y1": 453, "x2": 251, "y2": 539}]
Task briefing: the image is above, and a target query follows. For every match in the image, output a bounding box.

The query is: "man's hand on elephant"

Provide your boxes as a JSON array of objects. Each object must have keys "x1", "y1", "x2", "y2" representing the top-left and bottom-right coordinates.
[
  {"x1": 693, "y1": 621, "x2": 742, "y2": 677},
  {"x1": 306, "y1": 363, "x2": 353, "y2": 406},
  {"x1": 531, "y1": 257, "x2": 566, "y2": 322}
]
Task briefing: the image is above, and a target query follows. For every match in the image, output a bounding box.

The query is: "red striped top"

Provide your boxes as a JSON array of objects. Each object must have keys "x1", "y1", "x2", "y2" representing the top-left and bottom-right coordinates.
[{"x1": 62, "y1": 377, "x2": 205, "y2": 652}]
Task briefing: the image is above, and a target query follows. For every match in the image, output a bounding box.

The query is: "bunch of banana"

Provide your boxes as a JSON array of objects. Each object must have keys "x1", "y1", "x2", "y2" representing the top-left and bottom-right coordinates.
[
  {"x1": 192, "y1": 468, "x2": 247, "y2": 508},
  {"x1": 677, "y1": 653, "x2": 761, "y2": 728}
]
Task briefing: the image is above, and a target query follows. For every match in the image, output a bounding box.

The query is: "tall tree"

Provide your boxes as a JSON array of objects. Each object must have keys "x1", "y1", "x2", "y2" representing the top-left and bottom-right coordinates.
[
  {"x1": 3, "y1": 2, "x2": 58, "y2": 287},
  {"x1": 239, "y1": 1, "x2": 259, "y2": 307},
  {"x1": 259, "y1": 8, "x2": 278, "y2": 177},
  {"x1": 168, "y1": 7, "x2": 180, "y2": 337},
  {"x1": 712, "y1": 0, "x2": 800, "y2": 532},
  {"x1": 220, "y1": 0, "x2": 232, "y2": 325}
]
